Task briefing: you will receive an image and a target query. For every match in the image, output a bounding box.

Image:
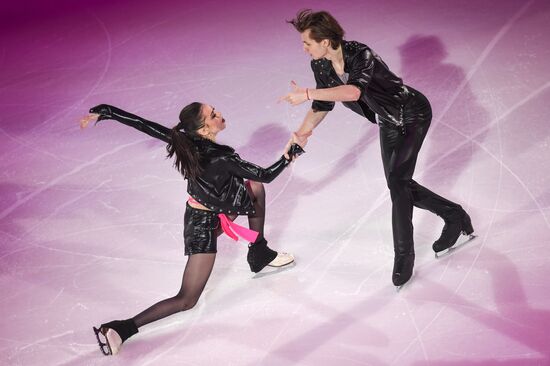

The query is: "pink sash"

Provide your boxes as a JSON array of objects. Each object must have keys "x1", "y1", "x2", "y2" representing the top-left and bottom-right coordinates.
[{"x1": 188, "y1": 197, "x2": 259, "y2": 243}]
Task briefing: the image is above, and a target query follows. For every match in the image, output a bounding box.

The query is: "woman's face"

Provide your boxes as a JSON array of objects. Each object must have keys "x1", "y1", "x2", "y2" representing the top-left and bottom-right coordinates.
[
  {"x1": 301, "y1": 29, "x2": 329, "y2": 60},
  {"x1": 200, "y1": 104, "x2": 226, "y2": 135}
]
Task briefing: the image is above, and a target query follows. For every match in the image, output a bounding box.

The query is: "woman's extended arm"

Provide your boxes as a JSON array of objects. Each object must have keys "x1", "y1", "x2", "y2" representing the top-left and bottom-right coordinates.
[
  {"x1": 227, "y1": 144, "x2": 304, "y2": 183},
  {"x1": 88, "y1": 104, "x2": 172, "y2": 143}
]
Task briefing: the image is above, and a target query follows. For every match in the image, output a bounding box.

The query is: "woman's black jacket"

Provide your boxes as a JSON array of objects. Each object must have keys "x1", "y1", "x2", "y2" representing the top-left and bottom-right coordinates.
[{"x1": 89, "y1": 104, "x2": 302, "y2": 215}]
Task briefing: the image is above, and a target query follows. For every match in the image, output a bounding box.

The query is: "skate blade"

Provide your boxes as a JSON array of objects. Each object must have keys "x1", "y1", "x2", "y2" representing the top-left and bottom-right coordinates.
[
  {"x1": 395, "y1": 274, "x2": 415, "y2": 292},
  {"x1": 435, "y1": 234, "x2": 478, "y2": 259},
  {"x1": 253, "y1": 261, "x2": 296, "y2": 279},
  {"x1": 93, "y1": 326, "x2": 112, "y2": 356}
]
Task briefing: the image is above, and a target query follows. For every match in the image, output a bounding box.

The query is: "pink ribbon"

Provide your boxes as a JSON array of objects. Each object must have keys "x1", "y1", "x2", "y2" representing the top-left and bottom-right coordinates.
[
  {"x1": 188, "y1": 197, "x2": 259, "y2": 243},
  {"x1": 218, "y1": 214, "x2": 259, "y2": 243}
]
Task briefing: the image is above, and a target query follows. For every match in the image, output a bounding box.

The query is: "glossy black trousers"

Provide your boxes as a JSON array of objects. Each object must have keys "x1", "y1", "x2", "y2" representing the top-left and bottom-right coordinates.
[{"x1": 379, "y1": 88, "x2": 462, "y2": 256}]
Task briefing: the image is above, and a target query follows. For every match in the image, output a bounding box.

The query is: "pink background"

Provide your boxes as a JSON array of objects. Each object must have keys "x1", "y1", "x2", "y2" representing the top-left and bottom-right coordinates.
[{"x1": 2, "y1": 0, "x2": 550, "y2": 365}]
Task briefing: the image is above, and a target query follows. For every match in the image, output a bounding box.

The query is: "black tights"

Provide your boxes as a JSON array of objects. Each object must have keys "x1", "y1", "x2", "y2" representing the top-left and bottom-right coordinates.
[
  {"x1": 132, "y1": 253, "x2": 215, "y2": 327},
  {"x1": 245, "y1": 180, "x2": 266, "y2": 241},
  {"x1": 132, "y1": 180, "x2": 266, "y2": 328}
]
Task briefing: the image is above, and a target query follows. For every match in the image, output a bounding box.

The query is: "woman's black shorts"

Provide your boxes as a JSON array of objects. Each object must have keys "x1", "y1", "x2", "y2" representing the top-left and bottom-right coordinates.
[{"x1": 183, "y1": 203, "x2": 220, "y2": 256}]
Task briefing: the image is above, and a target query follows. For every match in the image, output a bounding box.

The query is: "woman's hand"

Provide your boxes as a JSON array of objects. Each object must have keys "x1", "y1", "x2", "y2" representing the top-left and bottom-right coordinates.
[
  {"x1": 79, "y1": 113, "x2": 100, "y2": 129},
  {"x1": 279, "y1": 80, "x2": 309, "y2": 106}
]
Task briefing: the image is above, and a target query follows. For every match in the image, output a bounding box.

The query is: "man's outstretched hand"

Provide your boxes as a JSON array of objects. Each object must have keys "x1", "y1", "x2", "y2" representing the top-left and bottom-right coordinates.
[{"x1": 278, "y1": 80, "x2": 309, "y2": 106}]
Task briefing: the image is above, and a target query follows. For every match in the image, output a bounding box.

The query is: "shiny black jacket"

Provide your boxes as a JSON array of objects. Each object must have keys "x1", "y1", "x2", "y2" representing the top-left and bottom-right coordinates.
[
  {"x1": 89, "y1": 104, "x2": 303, "y2": 215},
  {"x1": 311, "y1": 40, "x2": 411, "y2": 125}
]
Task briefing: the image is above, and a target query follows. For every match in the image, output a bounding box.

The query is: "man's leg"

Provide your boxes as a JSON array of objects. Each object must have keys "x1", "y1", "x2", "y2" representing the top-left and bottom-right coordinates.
[{"x1": 380, "y1": 119, "x2": 430, "y2": 286}]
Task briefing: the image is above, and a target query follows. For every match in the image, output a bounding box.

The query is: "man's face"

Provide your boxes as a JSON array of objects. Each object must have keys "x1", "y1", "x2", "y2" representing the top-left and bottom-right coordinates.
[{"x1": 300, "y1": 29, "x2": 328, "y2": 60}]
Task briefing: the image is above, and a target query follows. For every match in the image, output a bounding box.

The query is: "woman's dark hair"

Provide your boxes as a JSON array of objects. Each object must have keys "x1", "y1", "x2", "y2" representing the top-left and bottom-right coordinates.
[
  {"x1": 287, "y1": 9, "x2": 345, "y2": 50},
  {"x1": 166, "y1": 102, "x2": 205, "y2": 181}
]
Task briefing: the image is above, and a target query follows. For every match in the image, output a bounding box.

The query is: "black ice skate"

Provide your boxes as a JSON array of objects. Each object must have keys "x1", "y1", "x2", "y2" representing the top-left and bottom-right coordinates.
[
  {"x1": 247, "y1": 238, "x2": 278, "y2": 273},
  {"x1": 392, "y1": 252, "x2": 415, "y2": 289},
  {"x1": 433, "y1": 210, "x2": 476, "y2": 257},
  {"x1": 93, "y1": 319, "x2": 138, "y2": 355}
]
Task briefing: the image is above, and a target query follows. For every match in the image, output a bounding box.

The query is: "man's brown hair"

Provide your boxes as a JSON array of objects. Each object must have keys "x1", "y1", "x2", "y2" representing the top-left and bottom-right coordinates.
[{"x1": 287, "y1": 9, "x2": 345, "y2": 49}]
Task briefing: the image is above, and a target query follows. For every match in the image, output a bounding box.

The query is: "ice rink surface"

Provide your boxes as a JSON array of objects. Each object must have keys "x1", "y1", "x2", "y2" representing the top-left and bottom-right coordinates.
[{"x1": 1, "y1": 0, "x2": 550, "y2": 365}]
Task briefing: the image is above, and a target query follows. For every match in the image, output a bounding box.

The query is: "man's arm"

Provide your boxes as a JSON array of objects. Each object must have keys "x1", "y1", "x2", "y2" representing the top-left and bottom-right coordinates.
[
  {"x1": 296, "y1": 108, "x2": 329, "y2": 136},
  {"x1": 283, "y1": 108, "x2": 328, "y2": 159},
  {"x1": 308, "y1": 85, "x2": 360, "y2": 103},
  {"x1": 280, "y1": 83, "x2": 359, "y2": 106}
]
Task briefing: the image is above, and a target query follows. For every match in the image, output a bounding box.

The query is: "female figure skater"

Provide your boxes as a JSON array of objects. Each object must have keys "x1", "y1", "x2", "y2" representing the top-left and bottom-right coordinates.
[
  {"x1": 81, "y1": 102, "x2": 303, "y2": 355},
  {"x1": 279, "y1": 10, "x2": 474, "y2": 287}
]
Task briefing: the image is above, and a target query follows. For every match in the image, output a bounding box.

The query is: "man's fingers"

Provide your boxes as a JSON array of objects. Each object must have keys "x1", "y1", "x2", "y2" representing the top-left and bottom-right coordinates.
[{"x1": 278, "y1": 94, "x2": 291, "y2": 104}]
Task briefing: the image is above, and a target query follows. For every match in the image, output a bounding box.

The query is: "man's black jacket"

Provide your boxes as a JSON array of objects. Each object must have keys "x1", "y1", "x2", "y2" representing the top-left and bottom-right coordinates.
[{"x1": 311, "y1": 40, "x2": 411, "y2": 125}]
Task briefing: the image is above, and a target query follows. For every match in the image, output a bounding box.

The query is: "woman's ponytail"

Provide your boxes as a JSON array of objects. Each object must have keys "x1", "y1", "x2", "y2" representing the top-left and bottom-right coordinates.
[
  {"x1": 166, "y1": 102, "x2": 205, "y2": 181},
  {"x1": 166, "y1": 128, "x2": 202, "y2": 180}
]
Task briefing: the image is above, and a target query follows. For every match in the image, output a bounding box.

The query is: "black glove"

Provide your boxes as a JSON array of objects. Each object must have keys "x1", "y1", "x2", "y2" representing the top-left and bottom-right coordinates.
[
  {"x1": 286, "y1": 143, "x2": 305, "y2": 161},
  {"x1": 89, "y1": 104, "x2": 113, "y2": 123}
]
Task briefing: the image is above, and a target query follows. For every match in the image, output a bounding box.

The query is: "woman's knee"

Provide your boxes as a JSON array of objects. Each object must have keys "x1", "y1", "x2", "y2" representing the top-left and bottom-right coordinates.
[{"x1": 174, "y1": 294, "x2": 199, "y2": 311}]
